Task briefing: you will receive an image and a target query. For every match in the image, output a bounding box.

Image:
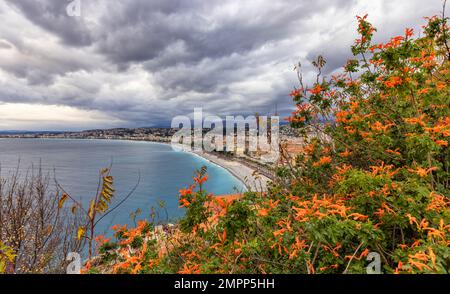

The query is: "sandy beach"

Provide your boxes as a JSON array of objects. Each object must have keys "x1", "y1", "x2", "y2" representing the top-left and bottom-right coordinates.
[{"x1": 191, "y1": 150, "x2": 271, "y2": 192}]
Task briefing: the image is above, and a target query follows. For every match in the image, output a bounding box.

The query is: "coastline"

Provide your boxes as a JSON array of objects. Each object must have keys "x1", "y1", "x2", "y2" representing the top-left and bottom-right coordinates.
[
  {"x1": 168, "y1": 143, "x2": 271, "y2": 192},
  {"x1": 188, "y1": 149, "x2": 271, "y2": 192},
  {"x1": 0, "y1": 137, "x2": 271, "y2": 192}
]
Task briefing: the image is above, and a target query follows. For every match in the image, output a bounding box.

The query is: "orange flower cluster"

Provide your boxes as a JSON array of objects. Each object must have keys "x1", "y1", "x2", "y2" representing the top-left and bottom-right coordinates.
[
  {"x1": 313, "y1": 156, "x2": 332, "y2": 167},
  {"x1": 289, "y1": 195, "x2": 351, "y2": 223},
  {"x1": 178, "y1": 184, "x2": 195, "y2": 207},
  {"x1": 194, "y1": 175, "x2": 208, "y2": 185},
  {"x1": 384, "y1": 76, "x2": 402, "y2": 88},
  {"x1": 289, "y1": 88, "x2": 303, "y2": 97},
  {"x1": 309, "y1": 84, "x2": 324, "y2": 95}
]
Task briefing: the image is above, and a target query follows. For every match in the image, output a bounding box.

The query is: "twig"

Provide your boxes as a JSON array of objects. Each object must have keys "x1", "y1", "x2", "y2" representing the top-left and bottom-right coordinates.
[
  {"x1": 343, "y1": 242, "x2": 364, "y2": 274},
  {"x1": 442, "y1": 0, "x2": 450, "y2": 61},
  {"x1": 93, "y1": 171, "x2": 141, "y2": 227},
  {"x1": 309, "y1": 242, "x2": 321, "y2": 274}
]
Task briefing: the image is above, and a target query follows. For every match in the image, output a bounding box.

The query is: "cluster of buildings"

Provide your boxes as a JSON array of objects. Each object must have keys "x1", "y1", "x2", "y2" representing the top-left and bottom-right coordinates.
[
  {"x1": 0, "y1": 128, "x2": 178, "y2": 143},
  {"x1": 0, "y1": 125, "x2": 314, "y2": 170}
]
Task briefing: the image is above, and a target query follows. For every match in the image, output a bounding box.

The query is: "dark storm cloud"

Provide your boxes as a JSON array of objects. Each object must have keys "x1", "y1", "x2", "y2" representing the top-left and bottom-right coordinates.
[
  {"x1": 97, "y1": 0, "x2": 355, "y2": 68},
  {"x1": 0, "y1": 0, "x2": 446, "y2": 130},
  {"x1": 5, "y1": 0, "x2": 92, "y2": 47},
  {"x1": 0, "y1": 40, "x2": 102, "y2": 86}
]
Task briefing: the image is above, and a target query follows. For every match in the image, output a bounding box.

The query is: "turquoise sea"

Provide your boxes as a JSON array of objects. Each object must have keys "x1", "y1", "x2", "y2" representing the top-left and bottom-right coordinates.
[{"x1": 0, "y1": 138, "x2": 244, "y2": 235}]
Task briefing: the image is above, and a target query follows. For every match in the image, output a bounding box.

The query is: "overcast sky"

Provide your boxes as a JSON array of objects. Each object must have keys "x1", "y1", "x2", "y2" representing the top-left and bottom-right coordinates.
[{"x1": 0, "y1": 0, "x2": 447, "y2": 131}]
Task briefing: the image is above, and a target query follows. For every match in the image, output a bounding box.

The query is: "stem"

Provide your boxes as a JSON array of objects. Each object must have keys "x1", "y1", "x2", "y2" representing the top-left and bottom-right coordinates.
[
  {"x1": 442, "y1": 0, "x2": 450, "y2": 61},
  {"x1": 343, "y1": 242, "x2": 364, "y2": 274}
]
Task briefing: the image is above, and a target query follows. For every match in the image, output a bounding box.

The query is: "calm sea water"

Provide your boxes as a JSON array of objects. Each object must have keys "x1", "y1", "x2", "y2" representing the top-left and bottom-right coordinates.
[{"x1": 0, "y1": 138, "x2": 244, "y2": 234}]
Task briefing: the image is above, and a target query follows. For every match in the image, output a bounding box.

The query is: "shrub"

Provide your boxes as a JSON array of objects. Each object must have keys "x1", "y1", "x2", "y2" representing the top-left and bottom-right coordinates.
[
  {"x1": 87, "y1": 12, "x2": 449, "y2": 274},
  {"x1": 0, "y1": 166, "x2": 84, "y2": 273}
]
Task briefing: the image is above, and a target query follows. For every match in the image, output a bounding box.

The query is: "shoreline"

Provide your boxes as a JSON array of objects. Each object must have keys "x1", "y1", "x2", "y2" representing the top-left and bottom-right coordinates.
[
  {"x1": 163, "y1": 143, "x2": 271, "y2": 192},
  {"x1": 0, "y1": 137, "x2": 271, "y2": 192},
  {"x1": 187, "y1": 149, "x2": 270, "y2": 192}
]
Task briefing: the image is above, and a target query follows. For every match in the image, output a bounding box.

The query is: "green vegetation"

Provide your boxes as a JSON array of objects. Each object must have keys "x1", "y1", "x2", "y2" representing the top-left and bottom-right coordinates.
[{"x1": 85, "y1": 13, "x2": 450, "y2": 274}]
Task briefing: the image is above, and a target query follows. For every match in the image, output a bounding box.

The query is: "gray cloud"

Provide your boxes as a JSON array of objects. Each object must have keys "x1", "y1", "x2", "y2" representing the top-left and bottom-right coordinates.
[
  {"x1": 5, "y1": 0, "x2": 92, "y2": 47},
  {"x1": 0, "y1": 0, "x2": 447, "y2": 130},
  {"x1": 97, "y1": 0, "x2": 354, "y2": 68}
]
